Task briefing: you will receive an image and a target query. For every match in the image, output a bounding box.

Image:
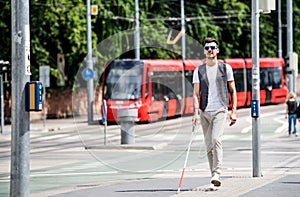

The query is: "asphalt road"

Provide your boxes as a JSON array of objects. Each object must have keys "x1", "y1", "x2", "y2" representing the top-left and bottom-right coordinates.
[{"x1": 1, "y1": 103, "x2": 299, "y2": 196}]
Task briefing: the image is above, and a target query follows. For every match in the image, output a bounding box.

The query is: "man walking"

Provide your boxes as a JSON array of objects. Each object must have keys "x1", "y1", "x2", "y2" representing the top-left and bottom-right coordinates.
[{"x1": 192, "y1": 37, "x2": 237, "y2": 190}]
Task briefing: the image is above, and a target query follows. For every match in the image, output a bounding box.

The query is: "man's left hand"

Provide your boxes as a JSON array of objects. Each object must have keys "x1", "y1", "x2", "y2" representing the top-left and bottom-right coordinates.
[{"x1": 229, "y1": 112, "x2": 237, "y2": 126}]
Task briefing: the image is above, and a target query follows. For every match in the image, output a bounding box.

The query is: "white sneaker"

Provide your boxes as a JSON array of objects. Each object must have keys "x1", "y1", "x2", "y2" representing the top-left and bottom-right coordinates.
[
  {"x1": 208, "y1": 183, "x2": 218, "y2": 191},
  {"x1": 211, "y1": 173, "x2": 221, "y2": 186}
]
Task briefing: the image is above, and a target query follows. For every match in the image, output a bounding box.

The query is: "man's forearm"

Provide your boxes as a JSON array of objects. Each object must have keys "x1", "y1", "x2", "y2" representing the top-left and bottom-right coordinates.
[
  {"x1": 193, "y1": 94, "x2": 200, "y2": 115},
  {"x1": 231, "y1": 92, "x2": 237, "y2": 113}
]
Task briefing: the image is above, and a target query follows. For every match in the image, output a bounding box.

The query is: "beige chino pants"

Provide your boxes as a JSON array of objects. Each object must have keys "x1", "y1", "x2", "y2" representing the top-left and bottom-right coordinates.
[{"x1": 200, "y1": 107, "x2": 228, "y2": 176}]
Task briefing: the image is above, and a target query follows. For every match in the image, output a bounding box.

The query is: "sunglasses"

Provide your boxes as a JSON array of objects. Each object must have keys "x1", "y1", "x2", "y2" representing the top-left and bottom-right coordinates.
[{"x1": 203, "y1": 46, "x2": 218, "y2": 50}]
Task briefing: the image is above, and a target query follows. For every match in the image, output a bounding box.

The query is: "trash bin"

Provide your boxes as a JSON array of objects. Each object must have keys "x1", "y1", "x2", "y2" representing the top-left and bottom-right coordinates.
[{"x1": 117, "y1": 109, "x2": 138, "y2": 144}]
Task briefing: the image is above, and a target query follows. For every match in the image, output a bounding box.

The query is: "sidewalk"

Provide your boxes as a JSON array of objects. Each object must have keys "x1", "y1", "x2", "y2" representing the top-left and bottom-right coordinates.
[
  {"x1": 172, "y1": 131, "x2": 300, "y2": 197},
  {"x1": 1, "y1": 115, "x2": 91, "y2": 135},
  {"x1": 47, "y1": 130, "x2": 300, "y2": 197}
]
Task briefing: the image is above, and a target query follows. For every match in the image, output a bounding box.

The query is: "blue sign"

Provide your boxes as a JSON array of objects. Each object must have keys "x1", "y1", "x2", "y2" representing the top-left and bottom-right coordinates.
[
  {"x1": 251, "y1": 100, "x2": 259, "y2": 117},
  {"x1": 25, "y1": 81, "x2": 43, "y2": 111},
  {"x1": 102, "y1": 100, "x2": 107, "y2": 124},
  {"x1": 82, "y1": 68, "x2": 94, "y2": 81}
]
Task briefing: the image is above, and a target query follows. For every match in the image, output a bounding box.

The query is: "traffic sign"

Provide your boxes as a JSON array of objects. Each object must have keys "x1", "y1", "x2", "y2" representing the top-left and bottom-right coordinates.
[
  {"x1": 39, "y1": 66, "x2": 50, "y2": 87},
  {"x1": 82, "y1": 68, "x2": 94, "y2": 81},
  {"x1": 102, "y1": 100, "x2": 107, "y2": 124},
  {"x1": 91, "y1": 5, "x2": 98, "y2": 15}
]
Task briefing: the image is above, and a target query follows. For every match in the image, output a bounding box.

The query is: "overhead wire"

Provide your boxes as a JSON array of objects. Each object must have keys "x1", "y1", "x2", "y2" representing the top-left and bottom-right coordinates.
[{"x1": 20, "y1": 0, "x2": 254, "y2": 31}]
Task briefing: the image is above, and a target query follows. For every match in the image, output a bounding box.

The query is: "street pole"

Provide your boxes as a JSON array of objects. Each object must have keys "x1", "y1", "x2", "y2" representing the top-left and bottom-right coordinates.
[
  {"x1": 286, "y1": 0, "x2": 293, "y2": 56},
  {"x1": 180, "y1": 0, "x2": 186, "y2": 111},
  {"x1": 10, "y1": 0, "x2": 31, "y2": 195},
  {"x1": 134, "y1": 0, "x2": 140, "y2": 60},
  {"x1": 278, "y1": 0, "x2": 282, "y2": 58},
  {"x1": 86, "y1": 0, "x2": 94, "y2": 124},
  {"x1": 43, "y1": 85, "x2": 46, "y2": 129},
  {"x1": 181, "y1": 0, "x2": 185, "y2": 60},
  {"x1": 286, "y1": 0, "x2": 294, "y2": 92},
  {"x1": 251, "y1": 0, "x2": 262, "y2": 177},
  {"x1": 0, "y1": 76, "x2": 4, "y2": 134}
]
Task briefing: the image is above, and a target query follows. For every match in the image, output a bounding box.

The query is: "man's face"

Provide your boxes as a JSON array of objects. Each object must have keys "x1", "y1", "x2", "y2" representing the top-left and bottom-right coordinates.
[{"x1": 203, "y1": 42, "x2": 219, "y2": 59}]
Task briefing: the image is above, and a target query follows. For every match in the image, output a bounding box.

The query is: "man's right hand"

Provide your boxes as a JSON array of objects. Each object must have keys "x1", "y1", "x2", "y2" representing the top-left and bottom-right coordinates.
[{"x1": 192, "y1": 114, "x2": 200, "y2": 127}]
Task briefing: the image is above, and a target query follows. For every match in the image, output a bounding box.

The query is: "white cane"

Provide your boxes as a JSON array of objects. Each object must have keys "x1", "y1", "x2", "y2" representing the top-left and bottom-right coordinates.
[{"x1": 177, "y1": 125, "x2": 197, "y2": 193}]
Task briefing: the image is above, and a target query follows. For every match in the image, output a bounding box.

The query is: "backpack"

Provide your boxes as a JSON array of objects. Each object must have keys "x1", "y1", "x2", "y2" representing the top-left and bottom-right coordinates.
[{"x1": 287, "y1": 100, "x2": 298, "y2": 114}]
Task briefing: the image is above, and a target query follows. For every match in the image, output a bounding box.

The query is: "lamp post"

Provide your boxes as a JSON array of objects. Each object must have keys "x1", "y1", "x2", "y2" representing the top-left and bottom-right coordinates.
[
  {"x1": 251, "y1": 0, "x2": 261, "y2": 178},
  {"x1": 86, "y1": 0, "x2": 94, "y2": 124},
  {"x1": 11, "y1": 0, "x2": 31, "y2": 195}
]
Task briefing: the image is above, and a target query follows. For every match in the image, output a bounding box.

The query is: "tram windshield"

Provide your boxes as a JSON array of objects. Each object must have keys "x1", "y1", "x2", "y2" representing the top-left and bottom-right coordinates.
[{"x1": 103, "y1": 61, "x2": 143, "y2": 100}]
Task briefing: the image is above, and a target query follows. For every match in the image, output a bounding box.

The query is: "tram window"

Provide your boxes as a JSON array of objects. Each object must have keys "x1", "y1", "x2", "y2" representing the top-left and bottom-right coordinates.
[
  {"x1": 246, "y1": 67, "x2": 283, "y2": 91},
  {"x1": 271, "y1": 68, "x2": 282, "y2": 88},
  {"x1": 152, "y1": 83, "x2": 165, "y2": 101},
  {"x1": 145, "y1": 72, "x2": 149, "y2": 98},
  {"x1": 246, "y1": 69, "x2": 252, "y2": 91},
  {"x1": 152, "y1": 71, "x2": 183, "y2": 101},
  {"x1": 233, "y1": 69, "x2": 245, "y2": 92},
  {"x1": 260, "y1": 68, "x2": 282, "y2": 89},
  {"x1": 260, "y1": 70, "x2": 268, "y2": 89},
  {"x1": 185, "y1": 70, "x2": 194, "y2": 97}
]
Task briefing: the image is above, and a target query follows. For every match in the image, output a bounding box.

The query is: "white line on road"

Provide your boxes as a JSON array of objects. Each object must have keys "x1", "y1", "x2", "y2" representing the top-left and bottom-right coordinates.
[
  {"x1": 274, "y1": 116, "x2": 287, "y2": 133},
  {"x1": 240, "y1": 111, "x2": 287, "y2": 134},
  {"x1": 30, "y1": 171, "x2": 119, "y2": 177}
]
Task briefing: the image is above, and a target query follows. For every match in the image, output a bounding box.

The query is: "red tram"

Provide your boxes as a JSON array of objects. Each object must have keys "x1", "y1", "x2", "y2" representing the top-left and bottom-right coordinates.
[{"x1": 101, "y1": 58, "x2": 288, "y2": 122}]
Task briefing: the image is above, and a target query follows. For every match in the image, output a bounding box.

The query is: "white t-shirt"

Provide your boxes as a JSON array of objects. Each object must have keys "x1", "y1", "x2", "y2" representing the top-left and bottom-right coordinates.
[{"x1": 193, "y1": 62, "x2": 234, "y2": 111}]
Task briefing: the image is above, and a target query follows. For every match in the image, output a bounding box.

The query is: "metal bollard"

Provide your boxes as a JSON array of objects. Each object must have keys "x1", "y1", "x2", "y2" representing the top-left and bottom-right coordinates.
[{"x1": 117, "y1": 109, "x2": 138, "y2": 144}]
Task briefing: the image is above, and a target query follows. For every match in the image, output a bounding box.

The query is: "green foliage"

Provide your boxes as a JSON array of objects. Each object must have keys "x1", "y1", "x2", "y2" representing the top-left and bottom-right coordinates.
[
  {"x1": 30, "y1": 0, "x2": 89, "y2": 87},
  {"x1": 0, "y1": 1, "x2": 10, "y2": 60},
  {"x1": 259, "y1": 14, "x2": 277, "y2": 57},
  {"x1": 0, "y1": 0, "x2": 299, "y2": 88}
]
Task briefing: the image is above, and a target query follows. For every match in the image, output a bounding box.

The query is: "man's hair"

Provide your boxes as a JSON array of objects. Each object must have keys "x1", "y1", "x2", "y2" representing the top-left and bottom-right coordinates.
[{"x1": 204, "y1": 37, "x2": 219, "y2": 46}]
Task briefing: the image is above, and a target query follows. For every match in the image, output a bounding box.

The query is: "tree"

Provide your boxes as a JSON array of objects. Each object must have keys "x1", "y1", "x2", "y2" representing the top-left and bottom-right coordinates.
[
  {"x1": 30, "y1": 0, "x2": 91, "y2": 87},
  {"x1": 0, "y1": 0, "x2": 299, "y2": 88},
  {"x1": 0, "y1": 1, "x2": 11, "y2": 61}
]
